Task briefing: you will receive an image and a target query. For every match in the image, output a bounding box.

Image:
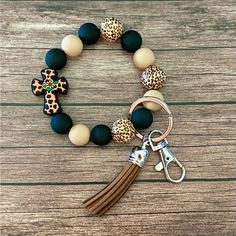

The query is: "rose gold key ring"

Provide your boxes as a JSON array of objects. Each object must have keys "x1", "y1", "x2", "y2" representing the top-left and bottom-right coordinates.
[{"x1": 128, "y1": 97, "x2": 173, "y2": 143}]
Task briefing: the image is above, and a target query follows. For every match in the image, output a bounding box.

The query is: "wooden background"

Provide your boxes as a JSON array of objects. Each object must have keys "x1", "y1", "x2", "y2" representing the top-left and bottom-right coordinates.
[{"x1": 1, "y1": 0, "x2": 236, "y2": 235}]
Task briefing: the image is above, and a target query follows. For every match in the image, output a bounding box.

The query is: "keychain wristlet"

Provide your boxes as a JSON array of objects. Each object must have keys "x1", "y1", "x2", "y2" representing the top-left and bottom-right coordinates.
[{"x1": 31, "y1": 17, "x2": 185, "y2": 216}]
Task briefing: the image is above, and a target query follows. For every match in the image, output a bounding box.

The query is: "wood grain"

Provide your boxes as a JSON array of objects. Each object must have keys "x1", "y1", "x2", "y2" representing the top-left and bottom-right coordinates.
[
  {"x1": 1, "y1": 144, "x2": 236, "y2": 182},
  {"x1": 1, "y1": 104, "x2": 236, "y2": 182},
  {"x1": 1, "y1": 182, "x2": 236, "y2": 235},
  {"x1": 1, "y1": 1, "x2": 236, "y2": 49},
  {"x1": 1, "y1": 104, "x2": 236, "y2": 147},
  {"x1": 1, "y1": 0, "x2": 236, "y2": 235},
  {"x1": 1, "y1": 48, "x2": 236, "y2": 103}
]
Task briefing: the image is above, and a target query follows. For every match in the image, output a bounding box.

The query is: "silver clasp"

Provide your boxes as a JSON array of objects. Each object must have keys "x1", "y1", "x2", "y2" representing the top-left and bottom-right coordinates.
[{"x1": 148, "y1": 130, "x2": 185, "y2": 183}]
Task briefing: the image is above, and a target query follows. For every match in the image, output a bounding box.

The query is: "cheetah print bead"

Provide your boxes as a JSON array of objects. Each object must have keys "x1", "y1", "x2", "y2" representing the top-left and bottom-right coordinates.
[
  {"x1": 31, "y1": 68, "x2": 68, "y2": 116},
  {"x1": 100, "y1": 17, "x2": 123, "y2": 42},
  {"x1": 141, "y1": 65, "x2": 166, "y2": 90},
  {"x1": 111, "y1": 118, "x2": 136, "y2": 144}
]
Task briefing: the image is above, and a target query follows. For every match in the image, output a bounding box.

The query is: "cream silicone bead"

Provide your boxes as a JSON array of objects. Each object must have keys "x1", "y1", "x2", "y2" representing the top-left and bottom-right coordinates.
[
  {"x1": 143, "y1": 90, "x2": 164, "y2": 111},
  {"x1": 69, "y1": 124, "x2": 90, "y2": 146},
  {"x1": 61, "y1": 35, "x2": 83, "y2": 57},
  {"x1": 133, "y1": 48, "x2": 155, "y2": 69}
]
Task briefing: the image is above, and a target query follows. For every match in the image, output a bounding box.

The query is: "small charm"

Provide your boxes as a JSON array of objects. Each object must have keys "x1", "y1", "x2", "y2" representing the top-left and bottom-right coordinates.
[
  {"x1": 31, "y1": 68, "x2": 68, "y2": 116},
  {"x1": 141, "y1": 65, "x2": 166, "y2": 90},
  {"x1": 111, "y1": 118, "x2": 136, "y2": 144},
  {"x1": 100, "y1": 17, "x2": 123, "y2": 42}
]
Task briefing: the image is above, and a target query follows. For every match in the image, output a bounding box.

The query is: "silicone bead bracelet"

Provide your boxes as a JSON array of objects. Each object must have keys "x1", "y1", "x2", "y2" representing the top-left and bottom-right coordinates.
[{"x1": 31, "y1": 17, "x2": 167, "y2": 147}]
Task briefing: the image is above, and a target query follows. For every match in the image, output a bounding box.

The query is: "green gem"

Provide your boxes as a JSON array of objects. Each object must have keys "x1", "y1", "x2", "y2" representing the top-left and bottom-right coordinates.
[{"x1": 45, "y1": 86, "x2": 53, "y2": 91}]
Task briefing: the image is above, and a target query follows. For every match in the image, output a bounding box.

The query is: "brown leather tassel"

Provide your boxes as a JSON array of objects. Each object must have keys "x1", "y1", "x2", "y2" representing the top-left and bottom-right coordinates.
[
  {"x1": 83, "y1": 144, "x2": 149, "y2": 216},
  {"x1": 83, "y1": 129, "x2": 186, "y2": 216}
]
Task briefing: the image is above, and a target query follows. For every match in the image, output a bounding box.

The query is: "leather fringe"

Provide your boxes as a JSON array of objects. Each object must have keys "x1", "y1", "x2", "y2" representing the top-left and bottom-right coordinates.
[{"x1": 83, "y1": 162, "x2": 141, "y2": 216}]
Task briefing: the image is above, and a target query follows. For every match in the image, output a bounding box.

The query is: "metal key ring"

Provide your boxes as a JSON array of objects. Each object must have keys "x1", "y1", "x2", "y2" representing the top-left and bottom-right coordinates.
[{"x1": 128, "y1": 97, "x2": 173, "y2": 143}]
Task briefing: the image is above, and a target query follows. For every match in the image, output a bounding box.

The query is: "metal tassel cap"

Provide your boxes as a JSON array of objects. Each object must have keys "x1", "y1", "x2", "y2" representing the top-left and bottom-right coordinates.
[{"x1": 129, "y1": 146, "x2": 149, "y2": 168}]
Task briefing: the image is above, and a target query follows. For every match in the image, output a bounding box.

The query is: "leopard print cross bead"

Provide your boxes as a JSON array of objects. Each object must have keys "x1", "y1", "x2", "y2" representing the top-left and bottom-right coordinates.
[
  {"x1": 31, "y1": 68, "x2": 68, "y2": 116},
  {"x1": 141, "y1": 65, "x2": 166, "y2": 90},
  {"x1": 100, "y1": 17, "x2": 123, "y2": 42}
]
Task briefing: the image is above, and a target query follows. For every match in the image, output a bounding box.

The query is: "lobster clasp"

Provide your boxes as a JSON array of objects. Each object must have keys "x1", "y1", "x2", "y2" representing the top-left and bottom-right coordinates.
[{"x1": 148, "y1": 130, "x2": 185, "y2": 183}]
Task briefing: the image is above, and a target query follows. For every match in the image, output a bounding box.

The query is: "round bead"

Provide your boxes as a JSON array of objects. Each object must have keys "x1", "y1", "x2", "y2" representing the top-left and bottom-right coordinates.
[
  {"x1": 45, "y1": 48, "x2": 67, "y2": 70},
  {"x1": 91, "y1": 124, "x2": 112, "y2": 146},
  {"x1": 100, "y1": 17, "x2": 123, "y2": 42},
  {"x1": 69, "y1": 124, "x2": 90, "y2": 146},
  {"x1": 131, "y1": 107, "x2": 153, "y2": 130},
  {"x1": 61, "y1": 34, "x2": 83, "y2": 57},
  {"x1": 51, "y1": 113, "x2": 73, "y2": 134},
  {"x1": 141, "y1": 65, "x2": 166, "y2": 89},
  {"x1": 121, "y1": 30, "x2": 142, "y2": 52},
  {"x1": 133, "y1": 48, "x2": 155, "y2": 69},
  {"x1": 111, "y1": 119, "x2": 136, "y2": 144},
  {"x1": 143, "y1": 90, "x2": 164, "y2": 111},
  {"x1": 78, "y1": 23, "x2": 100, "y2": 45}
]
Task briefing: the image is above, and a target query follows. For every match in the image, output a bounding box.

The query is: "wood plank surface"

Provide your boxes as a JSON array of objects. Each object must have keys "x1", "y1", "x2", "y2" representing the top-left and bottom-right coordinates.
[
  {"x1": 1, "y1": 48, "x2": 236, "y2": 103},
  {"x1": 1, "y1": 182, "x2": 236, "y2": 235},
  {"x1": 1, "y1": 104, "x2": 236, "y2": 182},
  {"x1": 1, "y1": 0, "x2": 236, "y2": 235},
  {"x1": 1, "y1": 1, "x2": 236, "y2": 49},
  {"x1": 1, "y1": 104, "x2": 236, "y2": 147}
]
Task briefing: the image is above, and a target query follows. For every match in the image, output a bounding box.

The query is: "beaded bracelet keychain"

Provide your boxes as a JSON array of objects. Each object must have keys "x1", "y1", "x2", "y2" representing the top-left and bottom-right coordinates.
[{"x1": 31, "y1": 17, "x2": 185, "y2": 216}]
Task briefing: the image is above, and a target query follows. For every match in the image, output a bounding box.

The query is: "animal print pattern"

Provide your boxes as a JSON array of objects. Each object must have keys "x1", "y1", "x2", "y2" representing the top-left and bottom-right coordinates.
[
  {"x1": 100, "y1": 17, "x2": 123, "y2": 42},
  {"x1": 31, "y1": 68, "x2": 68, "y2": 116},
  {"x1": 111, "y1": 119, "x2": 136, "y2": 144},
  {"x1": 141, "y1": 65, "x2": 166, "y2": 90}
]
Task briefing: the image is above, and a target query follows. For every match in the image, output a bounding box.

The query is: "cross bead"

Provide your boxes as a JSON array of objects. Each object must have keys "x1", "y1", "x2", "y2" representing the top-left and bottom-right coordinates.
[{"x1": 31, "y1": 68, "x2": 68, "y2": 116}]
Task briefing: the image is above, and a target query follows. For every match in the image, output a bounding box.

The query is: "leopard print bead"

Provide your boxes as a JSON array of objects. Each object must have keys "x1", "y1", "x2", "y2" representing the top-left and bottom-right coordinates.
[
  {"x1": 111, "y1": 118, "x2": 136, "y2": 144},
  {"x1": 141, "y1": 65, "x2": 166, "y2": 90},
  {"x1": 100, "y1": 17, "x2": 123, "y2": 42}
]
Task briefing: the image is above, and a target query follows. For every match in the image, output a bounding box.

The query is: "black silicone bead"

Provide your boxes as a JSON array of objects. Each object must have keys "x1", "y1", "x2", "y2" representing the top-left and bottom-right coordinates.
[
  {"x1": 121, "y1": 30, "x2": 142, "y2": 52},
  {"x1": 51, "y1": 113, "x2": 73, "y2": 134},
  {"x1": 131, "y1": 107, "x2": 153, "y2": 129},
  {"x1": 78, "y1": 23, "x2": 100, "y2": 45},
  {"x1": 45, "y1": 48, "x2": 67, "y2": 70},
  {"x1": 91, "y1": 124, "x2": 112, "y2": 146}
]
